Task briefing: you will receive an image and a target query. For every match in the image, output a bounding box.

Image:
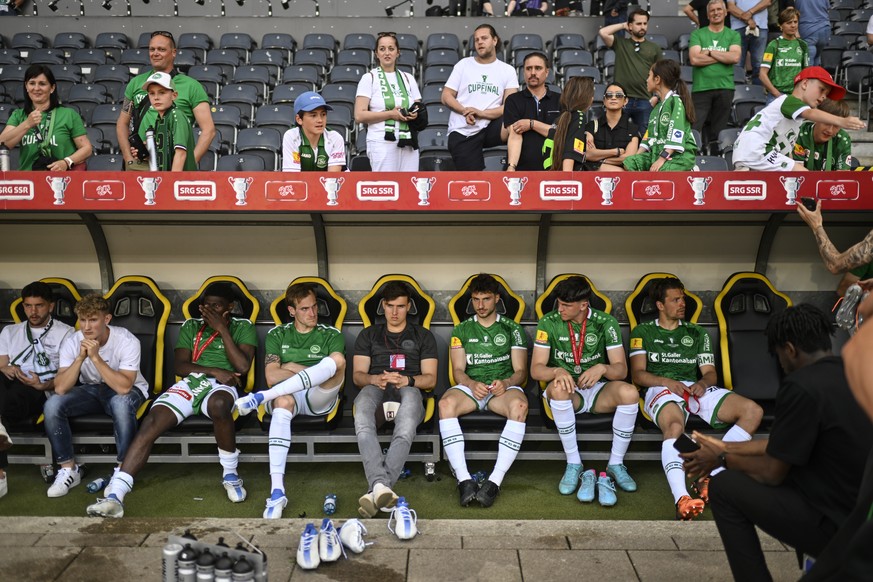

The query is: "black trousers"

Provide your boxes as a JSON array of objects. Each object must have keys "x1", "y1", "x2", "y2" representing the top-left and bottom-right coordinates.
[
  {"x1": 692, "y1": 89, "x2": 733, "y2": 155},
  {"x1": 709, "y1": 470, "x2": 839, "y2": 582},
  {"x1": 0, "y1": 375, "x2": 46, "y2": 468},
  {"x1": 448, "y1": 118, "x2": 504, "y2": 171}
]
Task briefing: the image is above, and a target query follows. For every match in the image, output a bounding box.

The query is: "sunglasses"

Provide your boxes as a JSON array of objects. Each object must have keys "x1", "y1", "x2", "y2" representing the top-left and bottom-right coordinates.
[
  {"x1": 605, "y1": 92, "x2": 626, "y2": 99},
  {"x1": 377, "y1": 32, "x2": 397, "y2": 38},
  {"x1": 151, "y1": 31, "x2": 175, "y2": 41},
  {"x1": 633, "y1": 42, "x2": 641, "y2": 52}
]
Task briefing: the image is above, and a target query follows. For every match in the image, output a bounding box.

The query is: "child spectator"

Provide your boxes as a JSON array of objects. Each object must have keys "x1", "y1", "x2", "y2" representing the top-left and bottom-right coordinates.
[
  {"x1": 538, "y1": 76, "x2": 595, "y2": 171},
  {"x1": 282, "y1": 91, "x2": 345, "y2": 172},
  {"x1": 793, "y1": 98, "x2": 854, "y2": 170},
  {"x1": 733, "y1": 66, "x2": 864, "y2": 171},
  {"x1": 614, "y1": 59, "x2": 697, "y2": 172},
  {"x1": 140, "y1": 72, "x2": 197, "y2": 171},
  {"x1": 760, "y1": 8, "x2": 808, "y2": 103}
]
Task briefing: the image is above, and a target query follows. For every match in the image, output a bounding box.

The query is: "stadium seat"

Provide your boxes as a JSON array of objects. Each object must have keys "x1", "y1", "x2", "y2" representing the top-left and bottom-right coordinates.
[
  {"x1": 67, "y1": 50, "x2": 102, "y2": 76},
  {"x1": 563, "y1": 65, "x2": 601, "y2": 83},
  {"x1": 0, "y1": 49, "x2": 20, "y2": 66},
  {"x1": 396, "y1": 33, "x2": 420, "y2": 57},
  {"x1": 293, "y1": 50, "x2": 330, "y2": 75},
  {"x1": 173, "y1": 49, "x2": 200, "y2": 73},
  {"x1": 53, "y1": 32, "x2": 89, "y2": 57},
  {"x1": 556, "y1": 50, "x2": 594, "y2": 73},
  {"x1": 87, "y1": 62, "x2": 127, "y2": 94},
  {"x1": 261, "y1": 33, "x2": 296, "y2": 61},
  {"x1": 714, "y1": 272, "x2": 792, "y2": 426},
  {"x1": 625, "y1": 272, "x2": 703, "y2": 330},
  {"x1": 535, "y1": 274, "x2": 614, "y2": 431},
  {"x1": 343, "y1": 33, "x2": 376, "y2": 52},
  {"x1": 421, "y1": 84, "x2": 445, "y2": 106},
  {"x1": 10, "y1": 32, "x2": 46, "y2": 59},
  {"x1": 337, "y1": 49, "x2": 372, "y2": 69},
  {"x1": 509, "y1": 33, "x2": 544, "y2": 58},
  {"x1": 188, "y1": 65, "x2": 226, "y2": 102},
  {"x1": 695, "y1": 156, "x2": 729, "y2": 171},
  {"x1": 205, "y1": 49, "x2": 243, "y2": 78},
  {"x1": 426, "y1": 33, "x2": 461, "y2": 54},
  {"x1": 483, "y1": 148, "x2": 507, "y2": 171},
  {"x1": 349, "y1": 154, "x2": 371, "y2": 171},
  {"x1": 94, "y1": 31, "x2": 129, "y2": 62},
  {"x1": 425, "y1": 104, "x2": 450, "y2": 127},
  {"x1": 271, "y1": 82, "x2": 311, "y2": 105},
  {"x1": 424, "y1": 49, "x2": 460, "y2": 69},
  {"x1": 178, "y1": 33, "x2": 214, "y2": 62},
  {"x1": 10, "y1": 277, "x2": 81, "y2": 328},
  {"x1": 418, "y1": 150, "x2": 455, "y2": 171},
  {"x1": 328, "y1": 65, "x2": 365, "y2": 85},
  {"x1": 86, "y1": 126, "x2": 107, "y2": 154},
  {"x1": 216, "y1": 153, "x2": 266, "y2": 172},
  {"x1": 732, "y1": 84, "x2": 767, "y2": 126},
  {"x1": 302, "y1": 33, "x2": 338, "y2": 56},
  {"x1": 235, "y1": 127, "x2": 283, "y2": 170},
  {"x1": 66, "y1": 83, "x2": 110, "y2": 124},
  {"x1": 219, "y1": 83, "x2": 262, "y2": 122},
  {"x1": 50, "y1": 64, "x2": 82, "y2": 103},
  {"x1": 232, "y1": 65, "x2": 275, "y2": 101},
  {"x1": 29, "y1": 49, "x2": 66, "y2": 66},
  {"x1": 418, "y1": 127, "x2": 449, "y2": 152},
  {"x1": 551, "y1": 33, "x2": 586, "y2": 59},
  {"x1": 210, "y1": 103, "x2": 244, "y2": 145},
  {"x1": 422, "y1": 65, "x2": 452, "y2": 87},
  {"x1": 254, "y1": 103, "x2": 294, "y2": 133},
  {"x1": 119, "y1": 49, "x2": 150, "y2": 75},
  {"x1": 87, "y1": 154, "x2": 124, "y2": 171},
  {"x1": 220, "y1": 33, "x2": 256, "y2": 60},
  {"x1": 646, "y1": 34, "x2": 669, "y2": 50},
  {"x1": 249, "y1": 49, "x2": 288, "y2": 80},
  {"x1": 281, "y1": 65, "x2": 321, "y2": 90}
]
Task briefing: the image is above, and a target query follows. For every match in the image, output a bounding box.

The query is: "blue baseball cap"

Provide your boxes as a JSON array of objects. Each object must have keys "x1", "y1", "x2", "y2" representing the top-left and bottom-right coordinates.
[{"x1": 294, "y1": 91, "x2": 333, "y2": 116}]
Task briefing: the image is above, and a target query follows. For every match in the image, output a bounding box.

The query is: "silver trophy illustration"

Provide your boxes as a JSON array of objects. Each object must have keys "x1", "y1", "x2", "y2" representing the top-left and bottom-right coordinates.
[
  {"x1": 687, "y1": 175, "x2": 712, "y2": 206},
  {"x1": 228, "y1": 176, "x2": 253, "y2": 206},
  {"x1": 412, "y1": 176, "x2": 435, "y2": 206},
  {"x1": 137, "y1": 176, "x2": 162, "y2": 206},
  {"x1": 319, "y1": 176, "x2": 344, "y2": 206},
  {"x1": 46, "y1": 175, "x2": 71, "y2": 206},
  {"x1": 503, "y1": 176, "x2": 527, "y2": 206},
  {"x1": 779, "y1": 175, "x2": 804, "y2": 205},
  {"x1": 595, "y1": 175, "x2": 619, "y2": 206}
]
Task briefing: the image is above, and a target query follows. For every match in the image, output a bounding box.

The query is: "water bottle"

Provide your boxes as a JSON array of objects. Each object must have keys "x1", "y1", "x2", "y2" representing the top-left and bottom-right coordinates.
[
  {"x1": 214, "y1": 553, "x2": 233, "y2": 582},
  {"x1": 145, "y1": 128, "x2": 158, "y2": 171},
  {"x1": 40, "y1": 464, "x2": 55, "y2": 484},
  {"x1": 472, "y1": 470, "x2": 486, "y2": 484},
  {"x1": 0, "y1": 142, "x2": 9, "y2": 171},
  {"x1": 86, "y1": 476, "x2": 108, "y2": 494},
  {"x1": 323, "y1": 493, "x2": 337, "y2": 515},
  {"x1": 398, "y1": 467, "x2": 412, "y2": 480},
  {"x1": 177, "y1": 544, "x2": 200, "y2": 582},
  {"x1": 231, "y1": 556, "x2": 254, "y2": 581},
  {"x1": 162, "y1": 542, "x2": 183, "y2": 582}
]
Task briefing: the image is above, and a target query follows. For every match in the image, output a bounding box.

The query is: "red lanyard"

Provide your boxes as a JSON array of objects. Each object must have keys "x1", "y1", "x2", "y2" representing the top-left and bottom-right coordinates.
[
  {"x1": 567, "y1": 316, "x2": 587, "y2": 374},
  {"x1": 192, "y1": 325, "x2": 220, "y2": 363}
]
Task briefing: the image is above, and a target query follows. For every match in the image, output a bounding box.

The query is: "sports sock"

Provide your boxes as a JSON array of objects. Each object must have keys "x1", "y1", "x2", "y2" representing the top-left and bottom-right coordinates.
[
  {"x1": 550, "y1": 399, "x2": 581, "y2": 465},
  {"x1": 710, "y1": 424, "x2": 753, "y2": 476},
  {"x1": 489, "y1": 419, "x2": 525, "y2": 486},
  {"x1": 439, "y1": 418, "x2": 470, "y2": 481},
  {"x1": 105, "y1": 470, "x2": 134, "y2": 503},
  {"x1": 218, "y1": 448, "x2": 240, "y2": 478},
  {"x1": 268, "y1": 407, "x2": 293, "y2": 489},
  {"x1": 662, "y1": 439, "x2": 687, "y2": 503},
  {"x1": 259, "y1": 357, "x2": 338, "y2": 403},
  {"x1": 608, "y1": 404, "x2": 638, "y2": 466}
]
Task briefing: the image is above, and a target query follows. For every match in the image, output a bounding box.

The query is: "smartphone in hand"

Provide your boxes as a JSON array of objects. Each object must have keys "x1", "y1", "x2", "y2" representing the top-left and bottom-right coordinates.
[
  {"x1": 800, "y1": 197, "x2": 817, "y2": 212},
  {"x1": 673, "y1": 432, "x2": 701, "y2": 453}
]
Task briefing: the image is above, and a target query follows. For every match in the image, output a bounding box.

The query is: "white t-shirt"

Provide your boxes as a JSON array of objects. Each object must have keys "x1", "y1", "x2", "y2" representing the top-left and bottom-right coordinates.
[
  {"x1": 445, "y1": 56, "x2": 519, "y2": 137},
  {"x1": 281, "y1": 126, "x2": 347, "y2": 171},
  {"x1": 867, "y1": 15, "x2": 873, "y2": 35},
  {"x1": 733, "y1": 94, "x2": 809, "y2": 170},
  {"x1": 59, "y1": 325, "x2": 149, "y2": 398},
  {"x1": 0, "y1": 318, "x2": 74, "y2": 380},
  {"x1": 356, "y1": 68, "x2": 423, "y2": 143}
]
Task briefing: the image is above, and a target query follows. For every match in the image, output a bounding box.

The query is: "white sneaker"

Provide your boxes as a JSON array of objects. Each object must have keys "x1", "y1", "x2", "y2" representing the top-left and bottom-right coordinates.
[
  {"x1": 47, "y1": 466, "x2": 81, "y2": 498},
  {"x1": 296, "y1": 523, "x2": 320, "y2": 570},
  {"x1": 86, "y1": 495, "x2": 124, "y2": 518},
  {"x1": 233, "y1": 392, "x2": 264, "y2": 416},
  {"x1": 222, "y1": 474, "x2": 247, "y2": 503},
  {"x1": 0, "y1": 419, "x2": 12, "y2": 451},
  {"x1": 387, "y1": 497, "x2": 418, "y2": 540},
  {"x1": 263, "y1": 490, "x2": 288, "y2": 519},
  {"x1": 339, "y1": 519, "x2": 368, "y2": 554},
  {"x1": 318, "y1": 518, "x2": 343, "y2": 562},
  {"x1": 0, "y1": 475, "x2": 7, "y2": 499}
]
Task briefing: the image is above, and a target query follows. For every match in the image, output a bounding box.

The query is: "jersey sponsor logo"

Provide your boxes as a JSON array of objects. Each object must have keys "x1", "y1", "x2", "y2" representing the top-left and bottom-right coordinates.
[
  {"x1": 585, "y1": 332, "x2": 597, "y2": 347},
  {"x1": 763, "y1": 52, "x2": 773, "y2": 62},
  {"x1": 793, "y1": 143, "x2": 808, "y2": 157},
  {"x1": 540, "y1": 180, "x2": 582, "y2": 201},
  {"x1": 816, "y1": 180, "x2": 859, "y2": 201},
  {"x1": 672, "y1": 129, "x2": 684, "y2": 142},
  {"x1": 630, "y1": 337, "x2": 643, "y2": 349},
  {"x1": 167, "y1": 387, "x2": 193, "y2": 401},
  {"x1": 681, "y1": 336, "x2": 694, "y2": 347},
  {"x1": 451, "y1": 336, "x2": 463, "y2": 348},
  {"x1": 660, "y1": 114, "x2": 670, "y2": 126},
  {"x1": 649, "y1": 352, "x2": 659, "y2": 362},
  {"x1": 494, "y1": 333, "x2": 507, "y2": 346},
  {"x1": 535, "y1": 329, "x2": 549, "y2": 343},
  {"x1": 0, "y1": 180, "x2": 35, "y2": 200},
  {"x1": 292, "y1": 151, "x2": 300, "y2": 163},
  {"x1": 699, "y1": 354, "x2": 714, "y2": 366},
  {"x1": 310, "y1": 345, "x2": 321, "y2": 353}
]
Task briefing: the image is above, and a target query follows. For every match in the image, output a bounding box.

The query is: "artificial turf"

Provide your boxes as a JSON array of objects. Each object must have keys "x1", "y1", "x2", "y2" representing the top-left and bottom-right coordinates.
[{"x1": 0, "y1": 459, "x2": 712, "y2": 521}]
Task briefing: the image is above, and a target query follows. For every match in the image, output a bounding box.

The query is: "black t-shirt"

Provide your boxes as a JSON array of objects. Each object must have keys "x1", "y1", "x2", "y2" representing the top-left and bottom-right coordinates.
[
  {"x1": 503, "y1": 87, "x2": 562, "y2": 171},
  {"x1": 584, "y1": 112, "x2": 641, "y2": 170},
  {"x1": 544, "y1": 110, "x2": 587, "y2": 171},
  {"x1": 354, "y1": 323, "x2": 438, "y2": 376},
  {"x1": 767, "y1": 356, "x2": 873, "y2": 527},
  {"x1": 689, "y1": 0, "x2": 710, "y2": 27}
]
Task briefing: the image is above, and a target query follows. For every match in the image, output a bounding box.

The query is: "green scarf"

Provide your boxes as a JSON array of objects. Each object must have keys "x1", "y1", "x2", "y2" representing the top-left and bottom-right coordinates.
[
  {"x1": 377, "y1": 68, "x2": 413, "y2": 147},
  {"x1": 299, "y1": 129, "x2": 328, "y2": 171}
]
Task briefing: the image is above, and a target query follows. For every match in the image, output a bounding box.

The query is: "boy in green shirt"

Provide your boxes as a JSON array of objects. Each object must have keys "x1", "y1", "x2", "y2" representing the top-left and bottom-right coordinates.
[
  {"x1": 760, "y1": 8, "x2": 808, "y2": 102},
  {"x1": 138, "y1": 72, "x2": 197, "y2": 171},
  {"x1": 793, "y1": 99, "x2": 853, "y2": 170}
]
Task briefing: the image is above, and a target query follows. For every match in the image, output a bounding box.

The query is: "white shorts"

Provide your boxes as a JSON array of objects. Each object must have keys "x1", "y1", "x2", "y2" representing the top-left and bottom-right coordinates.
[
  {"x1": 572, "y1": 381, "x2": 607, "y2": 414},
  {"x1": 153, "y1": 374, "x2": 239, "y2": 424},
  {"x1": 734, "y1": 149, "x2": 795, "y2": 172},
  {"x1": 366, "y1": 139, "x2": 420, "y2": 172},
  {"x1": 265, "y1": 385, "x2": 341, "y2": 419},
  {"x1": 448, "y1": 384, "x2": 524, "y2": 412},
  {"x1": 643, "y1": 382, "x2": 734, "y2": 429}
]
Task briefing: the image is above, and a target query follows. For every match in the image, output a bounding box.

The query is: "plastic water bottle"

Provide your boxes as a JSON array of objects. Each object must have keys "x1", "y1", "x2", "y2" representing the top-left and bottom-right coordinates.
[
  {"x1": 162, "y1": 542, "x2": 183, "y2": 582},
  {"x1": 0, "y1": 142, "x2": 9, "y2": 171},
  {"x1": 177, "y1": 544, "x2": 200, "y2": 582},
  {"x1": 231, "y1": 556, "x2": 254, "y2": 581},
  {"x1": 145, "y1": 128, "x2": 158, "y2": 171},
  {"x1": 323, "y1": 493, "x2": 337, "y2": 515},
  {"x1": 472, "y1": 470, "x2": 487, "y2": 484},
  {"x1": 86, "y1": 476, "x2": 108, "y2": 494},
  {"x1": 398, "y1": 467, "x2": 412, "y2": 480}
]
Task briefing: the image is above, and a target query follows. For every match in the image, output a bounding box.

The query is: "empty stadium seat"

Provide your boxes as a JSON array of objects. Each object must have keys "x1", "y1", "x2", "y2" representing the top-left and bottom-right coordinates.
[
  {"x1": 426, "y1": 33, "x2": 461, "y2": 53},
  {"x1": 254, "y1": 103, "x2": 294, "y2": 133},
  {"x1": 343, "y1": 33, "x2": 376, "y2": 52},
  {"x1": 216, "y1": 153, "x2": 267, "y2": 172},
  {"x1": 349, "y1": 154, "x2": 371, "y2": 171},
  {"x1": 87, "y1": 154, "x2": 124, "y2": 171},
  {"x1": 261, "y1": 33, "x2": 296, "y2": 61},
  {"x1": 235, "y1": 127, "x2": 283, "y2": 170},
  {"x1": 178, "y1": 33, "x2": 214, "y2": 62}
]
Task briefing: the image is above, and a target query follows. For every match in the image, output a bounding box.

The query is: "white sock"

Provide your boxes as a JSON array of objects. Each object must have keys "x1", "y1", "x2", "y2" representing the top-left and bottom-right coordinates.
[
  {"x1": 268, "y1": 408, "x2": 293, "y2": 489},
  {"x1": 550, "y1": 399, "x2": 581, "y2": 465},
  {"x1": 711, "y1": 424, "x2": 753, "y2": 476},
  {"x1": 106, "y1": 470, "x2": 134, "y2": 503},
  {"x1": 490, "y1": 419, "x2": 525, "y2": 486},
  {"x1": 662, "y1": 439, "x2": 687, "y2": 503},
  {"x1": 259, "y1": 357, "x2": 337, "y2": 403},
  {"x1": 439, "y1": 418, "x2": 470, "y2": 481},
  {"x1": 608, "y1": 404, "x2": 638, "y2": 466},
  {"x1": 218, "y1": 448, "x2": 240, "y2": 478}
]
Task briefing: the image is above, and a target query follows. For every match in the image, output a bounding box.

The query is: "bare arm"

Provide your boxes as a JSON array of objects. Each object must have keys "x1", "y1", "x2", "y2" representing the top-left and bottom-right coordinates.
[
  {"x1": 354, "y1": 95, "x2": 411, "y2": 125},
  {"x1": 505, "y1": 129, "x2": 522, "y2": 167},
  {"x1": 413, "y1": 358, "x2": 438, "y2": 391},
  {"x1": 797, "y1": 201, "x2": 873, "y2": 273},
  {"x1": 800, "y1": 107, "x2": 865, "y2": 131},
  {"x1": 630, "y1": 353, "x2": 689, "y2": 396},
  {"x1": 530, "y1": 345, "x2": 559, "y2": 382},
  {"x1": 116, "y1": 100, "x2": 135, "y2": 166},
  {"x1": 683, "y1": 3, "x2": 700, "y2": 27},
  {"x1": 441, "y1": 87, "x2": 464, "y2": 113},
  {"x1": 171, "y1": 147, "x2": 187, "y2": 172},
  {"x1": 353, "y1": 354, "x2": 379, "y2": 388},
  {"x1": 191, "y1": 102, "x2": 215, "y2": 164},
  {"x1": 690, "y1": 44, "x2": 741, "y2": 66},
  {"x1": 843, "y1": 294, "x2": 873, "y2": 420},
  {"x1": 599, "y1": 22, "x2": 628, "y2": 48},
  {"x1": 759, "y1": 65, "x2": 780, "y2": 97}
]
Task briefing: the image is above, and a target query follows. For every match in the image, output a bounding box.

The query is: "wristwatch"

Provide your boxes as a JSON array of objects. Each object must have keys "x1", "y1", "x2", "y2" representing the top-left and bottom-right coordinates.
[
  {"x1": 407, "y1": 375, "x2": 416, "y2": 387},
  {"x1": 659, "y1": 150, "x2": 672, "y2": 160}
]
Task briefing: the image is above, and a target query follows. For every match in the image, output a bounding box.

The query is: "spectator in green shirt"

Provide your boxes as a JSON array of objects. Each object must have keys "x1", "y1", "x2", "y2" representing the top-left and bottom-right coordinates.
[
  {"x1": 760, "y1": 8, "x2": 809, "y2": 103},
  {"x1": 792, "y1": 98, "x2": 853, "y2": 171}
]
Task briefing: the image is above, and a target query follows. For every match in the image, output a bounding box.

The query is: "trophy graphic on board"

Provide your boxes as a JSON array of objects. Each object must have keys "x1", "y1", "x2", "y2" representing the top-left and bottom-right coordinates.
[
  {"x1": 228, "y1": 176, "x2": 253, "y2": 206},
  {"x1": 687, "y1": 175, "x2": 712, "y2": 206},
  {"x1": 595, "y1": 176, "x2": 619, "y2": 206},
  {"x1": 412, "y1": 177, "x2": 435, "y2": 206},
  {"x1": 779, "y1": 176, "x2": 804, "y2": 205},
  {"x1": 320, "y1": 176, "x2": 344, "y2": 206},
  {"x1": 137, "y1": 176, "x2": 162, "y2": 206},
  {"x1": 46, "y1": 175, "x2": 71, "y2": 206},
  {"x1": 503, "y1": 176, "x2": 527, "y2": 206}
]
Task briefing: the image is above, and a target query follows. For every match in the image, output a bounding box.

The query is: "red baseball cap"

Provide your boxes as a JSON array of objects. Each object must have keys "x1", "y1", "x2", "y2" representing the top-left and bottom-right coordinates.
[{"x1": 794, "y1": 66, "x2": 846, "y2": 100}]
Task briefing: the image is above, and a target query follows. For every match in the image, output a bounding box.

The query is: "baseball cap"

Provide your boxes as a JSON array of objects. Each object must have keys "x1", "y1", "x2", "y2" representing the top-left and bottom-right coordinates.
[
  {"x1": 294, "y1": 91, "x2": 333, "y2": 116},
  {"x1": 794, "y1": 66, "x2": 846, "y2": 100},
  {"x1": 142, "y1": 71, "x2": 175, "y2": 92}
]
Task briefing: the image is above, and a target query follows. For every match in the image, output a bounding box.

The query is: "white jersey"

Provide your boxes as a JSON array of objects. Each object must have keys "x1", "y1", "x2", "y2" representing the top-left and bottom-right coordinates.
[
  {"x1": 0, "y1": 318, "x2": 73, "y2": 381},
  {"x1": 445, "y1": 56, "x2": 519, "y2": 137},
  {"x1": 59, "y1": 325, "x2": 150, "y2": 398},
  {"x1": 356, "y1": 68, "x2": 422, "y2": 143},
  {"x1": 732, "y1": 94, "x2": 809, "y2": 170},
  {"x1": 281, "y1": 126, "x2": 347, "y2": 171}
]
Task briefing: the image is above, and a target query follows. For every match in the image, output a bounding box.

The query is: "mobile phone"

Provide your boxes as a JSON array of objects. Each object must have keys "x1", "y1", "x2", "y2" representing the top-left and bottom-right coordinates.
[
  {"x1": 399, "y1": 108, "x2": 409, "y2": 117},
  {"x1": 673, "y1": 433, "x2": 701, "y2": 453},
  {"x1": 800, "y1": 197, "x2": 817, "y2": 212},
  {"x1": 407, "y1": 102, "x2": 421, "y2": 115}
]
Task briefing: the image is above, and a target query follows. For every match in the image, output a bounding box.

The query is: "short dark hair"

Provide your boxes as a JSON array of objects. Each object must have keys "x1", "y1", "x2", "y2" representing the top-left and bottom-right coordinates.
[
  {"x1": 469, "y1": 274, "x2": 500, "y2": 296},
  {"x1": 474, "y1": 23, "x2": 500, "y2": 44},
  {"x1": 21, "y1": 281, "x2": 54, "y2": 303},
  {"x1": 651, "y1": 277, "x2": 685, "y2": 304},
  {"x1": 382, "y1": 281, "x2": 412, "y2": 303},
  {"x1": 285, "y1": 282, "x2": 316, "y2": 308},
  {"x1": 202, "y1": 282, "x2": 235, "y2": 302},
  {"x1": 523, "y1": 51, "x2": 550, "y2": 69},
  {"x1": 628, "y1": 8, "x2": 650, "y2": 23},
  {"x1": 553, "y1": 276, "x2": 591, "y2": 303},
  {"x1": 766, "y1": 304, "x2": 832, "y2": 355}
]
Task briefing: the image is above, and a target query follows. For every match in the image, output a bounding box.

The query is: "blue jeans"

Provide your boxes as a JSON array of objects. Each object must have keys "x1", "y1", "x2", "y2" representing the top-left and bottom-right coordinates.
[
  {"x1": 625, "y1": 97, "x2": 653, "y2": 133},
  {"x1": 800, "y1": 26, "x2": 830, "y2": 67},
  {"x1": 354, "y1": 385, "x2": 424, "y2": 491},
  {"x1": 739, "y1": 31, "x2": 767, "y2": 85},
  {"x1": 43, "y1": 383, "x2": 146, "y2": 464}
]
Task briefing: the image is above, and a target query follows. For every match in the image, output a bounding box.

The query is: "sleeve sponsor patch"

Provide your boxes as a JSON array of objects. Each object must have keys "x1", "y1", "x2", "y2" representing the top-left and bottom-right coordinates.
[
  {"x1": 630, "y1": 337, "x2": 643, "y2": 349},
  {"x1": 292, "y1": 151, "x2": 300, "y2": 163},
  {"x1": 535, "y1": 329, "x2": 549, "y2": 343},
  {"x1": 573, "y1": 138, "x2": 585, "y2": 154},
  {"x1": 450, "y1": 336, "x2": 462, "y2": 348},
  {"x1": 793, "y1": 143, "x2": 807, "y2": 157},
  {"x1": 763, "y1": 52, "x2": 773, "y2": 62},
  {"x1": 672, "y1": 129, "x2": 684, "y2": 142}
]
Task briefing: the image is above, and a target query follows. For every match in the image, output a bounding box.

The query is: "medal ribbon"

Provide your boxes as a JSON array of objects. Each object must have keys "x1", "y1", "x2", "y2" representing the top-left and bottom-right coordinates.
[
  {"x1": 567, "y1": 317, "x2": 587, "y2": 372},
  {"x1": 191, "y1": 324, "x2": 220, "y2": 364}
]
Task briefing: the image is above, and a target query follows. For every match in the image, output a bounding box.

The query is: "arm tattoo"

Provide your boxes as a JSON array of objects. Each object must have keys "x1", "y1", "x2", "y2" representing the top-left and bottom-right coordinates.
[
  {"x1": 121, "y1": 99, "x2": 133, "y2": 114},
  {"x1": 817, "y1": 227, "x2": 873, "y2": 274},
  {"x1": 264, "y1": 354, "x2": 280, "y2": 366}
]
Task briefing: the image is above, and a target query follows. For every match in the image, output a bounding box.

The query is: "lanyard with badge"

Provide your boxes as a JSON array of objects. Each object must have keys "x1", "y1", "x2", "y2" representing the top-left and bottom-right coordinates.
[
  {"x1": 10, "y1": 318, "x2": 54, "y2": 366},
  {"x1": 567, "y1": 318, "x2": 587, "y2": 375},
  {"x1": 192, "y1": 324, "x2": 220, "y2": 363},
  {"x1": 384, "y1": 328, "x2": 406, "y2": 371}
]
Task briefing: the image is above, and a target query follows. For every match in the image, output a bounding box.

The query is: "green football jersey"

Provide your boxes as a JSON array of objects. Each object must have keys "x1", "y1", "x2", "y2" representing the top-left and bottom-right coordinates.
[
  {"x1": 534, "y1": 309, "x2": 622, "y2": 379},
  {"x1": 153, "y1": 105, "x2": 197, "y2": 171},
  {"x1": 450, "y1": 315, "x2": 527, "y2": 384},
  {"x1": 793, "y1": 122, "x2": 852, "y2": 171},
  {"x1": 762, "y1": 37, "x2": 808, "y2": 95},
  {"x1": 628, "y1": 319, "x2": 714, "y2": 383},
  {"x1": 689, "y1": 26, "x2": 742, "y2": 93},
  {"x1": 642, "y1": 92, "x2": 697, "y2": 156},
  {"x1": 176, "y1": 317, "x2": 258, "y2": 372},
  {"x1": 265, "y1": 322, "x2": 345, "y2": 369}
]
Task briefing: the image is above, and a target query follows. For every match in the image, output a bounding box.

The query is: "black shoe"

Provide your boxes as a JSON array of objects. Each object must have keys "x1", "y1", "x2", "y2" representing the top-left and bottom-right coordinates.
[
  {"x1": 458, "y1": 479, "x2": 479, "y2": 506},
  {"x1": 476, "y1": 479, "x2": 500, "y2": 508}
]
